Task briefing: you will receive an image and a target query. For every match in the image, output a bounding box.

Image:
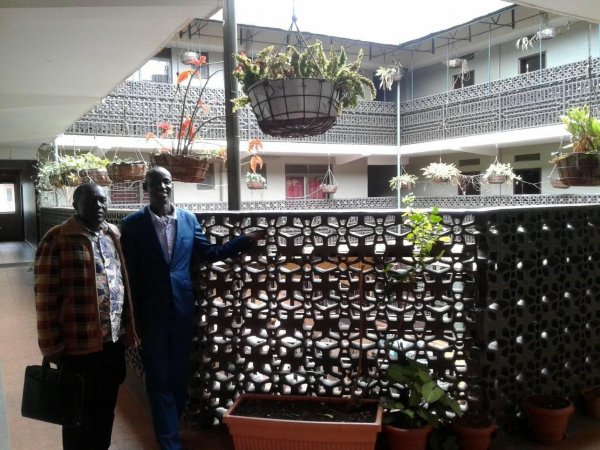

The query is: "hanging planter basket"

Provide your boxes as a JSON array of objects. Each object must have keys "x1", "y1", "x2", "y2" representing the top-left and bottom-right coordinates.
[
  {"x1": 107, "y1": 161, "x2": 147, "y2": 183},
  {"x1": 150, "y1": 153, "x2": 210, "y2": 183},
  {"x1": 246, "y1": 180, "x2": 266, "y2": 190},
  {"x1": 82, "y1": 168, "x2": 112, "y2": 186},
  {"x1": 247, "y1": 78, "x2": 340, "y2": 138},
  {"x1": 486, "y1": 175, "x2": 507, "y2": 184},
  {"x1": 319, "y1": 183, "x2": 338, "y2": 194},
  {"x1": 61, "y1": 170, "x2": 82, "y2": 187},
  {"x1": 554, "y1": 153, "x2": 600, "y2": 186},
  {"x1": 550, "y1": 178, "x2": 570, "y2": 189}
]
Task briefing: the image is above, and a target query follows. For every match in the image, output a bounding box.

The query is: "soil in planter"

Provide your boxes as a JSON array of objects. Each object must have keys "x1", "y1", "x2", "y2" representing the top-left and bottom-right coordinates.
[{"x1": 232, "y1": 398, "x2": 378, "y2": 423}]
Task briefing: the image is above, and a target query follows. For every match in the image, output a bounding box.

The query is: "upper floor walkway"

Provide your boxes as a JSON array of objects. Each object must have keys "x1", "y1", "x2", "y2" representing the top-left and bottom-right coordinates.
[{"x1": 64, "y1": 57, "x2": 600, "y2": 149}]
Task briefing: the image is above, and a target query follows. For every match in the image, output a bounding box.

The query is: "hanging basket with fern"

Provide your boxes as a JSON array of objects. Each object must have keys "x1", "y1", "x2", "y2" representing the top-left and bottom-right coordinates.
[{"x1": 233, "y1": 40, "x2": 375, "y2": 139}]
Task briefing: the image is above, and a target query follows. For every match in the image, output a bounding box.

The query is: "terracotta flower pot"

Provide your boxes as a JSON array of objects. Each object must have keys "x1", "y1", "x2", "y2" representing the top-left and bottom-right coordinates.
[
  {"x1": 383, "y1": 423, "x2": 432, "y2": 450},
  {"x1": 522, "y1": 394, "x2": 574, "y2": 445},
  {"x1": 582, "y1": 386, "x2": 600, "y2": 419},
  {"x1": 223, "y1": 393, "x2": 382, "y2": 450},
  {"x1": 452, "y1": 414, "x2": 496, "y2": 450}
]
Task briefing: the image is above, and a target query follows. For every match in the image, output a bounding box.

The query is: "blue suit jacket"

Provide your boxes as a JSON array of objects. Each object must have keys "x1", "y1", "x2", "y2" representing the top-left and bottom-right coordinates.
[{"x1": 120, "y1": 206, "x2": 250, "y2": 329}]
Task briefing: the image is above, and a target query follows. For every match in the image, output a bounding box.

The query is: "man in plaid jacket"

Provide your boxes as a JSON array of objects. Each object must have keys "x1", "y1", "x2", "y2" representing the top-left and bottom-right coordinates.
[{"x1": 34, "y1": 183, "x2": 137, "y2": 450}]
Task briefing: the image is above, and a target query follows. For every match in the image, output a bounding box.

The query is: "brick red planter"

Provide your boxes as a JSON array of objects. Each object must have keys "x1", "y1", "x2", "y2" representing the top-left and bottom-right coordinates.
[{"x1": 223, "y1": 393, "x2": 382, "y2": 450}]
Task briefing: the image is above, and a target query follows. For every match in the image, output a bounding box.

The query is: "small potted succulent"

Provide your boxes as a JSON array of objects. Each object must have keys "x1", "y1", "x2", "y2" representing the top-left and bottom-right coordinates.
[
  {"x1": 389, "y1": 173, "x2": 418, "y2": 191},
  {"x1": 552, "y1": 105, "x2": 600, "y2": 186},
  {"x1": 482, "y1": 161, "x2": 521, "y2": 184},
  {"x1": 233, "y1": 41, "x2": 376, "y2": 138},
  {"x1": 421, "y1": 162, "x2": 461, "y2": 184}
]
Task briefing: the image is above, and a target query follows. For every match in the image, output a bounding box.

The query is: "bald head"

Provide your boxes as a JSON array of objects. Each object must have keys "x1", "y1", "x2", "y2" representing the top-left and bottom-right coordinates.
[
  {"x1": 144, "y1": 166, "x2": 173, "y2": 216},
  {"x1": 73, "y1": 183, "x2": 107, "y2": 230}
]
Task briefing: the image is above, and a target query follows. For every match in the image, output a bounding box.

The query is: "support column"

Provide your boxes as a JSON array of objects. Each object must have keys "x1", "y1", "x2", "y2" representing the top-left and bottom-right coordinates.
[{"x1": 223, "y1": 0, "x2": 241, "y2": 210}]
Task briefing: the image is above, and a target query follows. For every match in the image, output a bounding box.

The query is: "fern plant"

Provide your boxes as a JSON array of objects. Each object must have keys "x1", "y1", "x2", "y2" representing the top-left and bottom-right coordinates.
[{"x1": 232, "y1": 41, "x2": 376, "y2": 112}]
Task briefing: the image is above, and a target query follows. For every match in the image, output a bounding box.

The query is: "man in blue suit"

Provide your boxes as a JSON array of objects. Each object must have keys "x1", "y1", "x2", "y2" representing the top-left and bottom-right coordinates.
[{"x1": 121, "y1": 166, "x2": 263, "y2": 450}]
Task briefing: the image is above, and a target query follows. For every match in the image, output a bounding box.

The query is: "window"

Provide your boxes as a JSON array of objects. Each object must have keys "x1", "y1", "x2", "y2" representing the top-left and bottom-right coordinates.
[
  {"x1": 452, "y1": 70, "x2": 474, "y2": 89},
  {"x1": 128, "y1": 48, "x2": 171, "y2": 83},
  {"x1": 285, "y1": 165, "x2": 328, "y2": 199},
  {"x1": 519, "y1": 53, "x2": 546, "y2": 74},
  {"x1": 0, "y1": 183, "x2": 16, "y2": 212},
  {"x1": 513, "y1": 168, "x2": 541, "y2": 194}
]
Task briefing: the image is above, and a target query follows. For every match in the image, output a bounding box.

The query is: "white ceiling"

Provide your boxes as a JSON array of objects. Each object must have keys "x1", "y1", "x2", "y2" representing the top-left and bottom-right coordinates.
[
  {"x1": 0, "y1": 0, "x2": 598, "y2": 154},
  {"x1": 0, "y1": 0, "x2": 221, "y2": 151}
]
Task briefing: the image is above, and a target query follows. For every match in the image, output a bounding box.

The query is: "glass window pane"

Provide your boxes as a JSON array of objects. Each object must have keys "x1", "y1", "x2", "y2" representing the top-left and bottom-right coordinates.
[{"x1": 0, "y1": 183, "x2": 16, "y2": 213}]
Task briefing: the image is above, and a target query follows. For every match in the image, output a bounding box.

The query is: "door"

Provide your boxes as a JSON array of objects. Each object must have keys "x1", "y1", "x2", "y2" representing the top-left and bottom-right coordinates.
[{"x1": 0, "y1": 170, "x2": 24, "y2": 241}]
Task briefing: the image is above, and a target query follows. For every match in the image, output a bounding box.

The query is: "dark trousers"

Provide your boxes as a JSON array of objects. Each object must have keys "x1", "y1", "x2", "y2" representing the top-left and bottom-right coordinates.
[
  {"x1": 60, "y1": 340, "x2": 126, "y2": 450},
  {"x1": 141, "y1": 319, "x2": 194, "y2": 450}
]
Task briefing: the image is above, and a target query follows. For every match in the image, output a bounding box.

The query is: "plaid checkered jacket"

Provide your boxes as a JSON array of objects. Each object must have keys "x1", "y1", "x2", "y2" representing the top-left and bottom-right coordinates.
[{"x1": 34, "y1": 216, "x2": 137, "y2": 356}]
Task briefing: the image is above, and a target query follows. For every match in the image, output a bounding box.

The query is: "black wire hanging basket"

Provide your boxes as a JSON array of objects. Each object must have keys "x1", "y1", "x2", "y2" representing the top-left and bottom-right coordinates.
[{"x1": 247, "y1": 78, "x2": 340, "y2": 138}]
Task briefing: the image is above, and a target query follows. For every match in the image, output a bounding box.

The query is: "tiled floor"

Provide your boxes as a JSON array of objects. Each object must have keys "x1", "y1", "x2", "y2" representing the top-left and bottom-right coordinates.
[{"x1": 1, "y1": 241, "x2": 599, "y2": 450}]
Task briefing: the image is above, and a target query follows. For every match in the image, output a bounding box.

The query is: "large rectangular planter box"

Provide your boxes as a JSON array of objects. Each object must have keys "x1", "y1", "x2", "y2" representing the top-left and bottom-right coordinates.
[{"x1": 223, "y1": 393, "x2": 383, "y2": 450}]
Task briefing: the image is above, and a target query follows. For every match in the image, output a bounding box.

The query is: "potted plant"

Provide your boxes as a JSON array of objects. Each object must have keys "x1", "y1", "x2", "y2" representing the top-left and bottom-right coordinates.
[
  {"x1": 223, "y1": 393, "x2": 382, "y2": 450},
  {"x1": 147, "y1": 55, "x2": 227, "y2": 182},
  {"x1": 382, "y1": 196, "x2": 457, "y2": 450},
  {"x1": 451, "y1": 412, "x2": 496, "y2": 450},
  {"x1": 515, "y1": 11, "x2": 571, "y2": 51},
  {"x1": 382, "y1": 355, "x2": 462, "y2": 450},
  {"x1": 79, "y1": 153, "x2": 111, "y2": 186},
  {"x1": 552, "y1": 105, "x2": 600, "y2": 186},
  {"x1": 421, "y1": 162, "x2": 461, "y2": 185},
  {"x1": 389, "y1": 173, "x2": 418, "y2": 191},
  {"x1": 106, "y1": 158, "x2": 147, "y2": 183},
  {"x1": 482, "y1": 161, "x2": 520, "y2": 185},
  {"x1": 232, "y1": 41, "x2": 376, "y2": 138},
  {"x1": 582, "y1": 386, "x2": 600, "y2": 419},
  {"x1": 244, "y1": 172, "x2": 267, "y2": 190},
  {"x1": 522, "y1": 394, "x2": 575, "y2": 445},
  {"x1": 243, "y1": 138, "x2": 266, "y2": 189},
  {"x1": 35, "y1": 159, "x2": 62, "y2": 191}
]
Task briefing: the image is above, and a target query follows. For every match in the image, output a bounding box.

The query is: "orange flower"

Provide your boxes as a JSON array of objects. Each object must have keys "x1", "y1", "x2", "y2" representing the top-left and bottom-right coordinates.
[
  {"x1": 248, "y1": 138, "x2": 263, "y2": 155},
  {"x1": 145, "y1": 132, "x2": 156, "y2": 142},
  {"x1": 177, "y1": 69, "x2": 200, "y2": 84},
  {"x1": 178, "y1": 117, "x2": 197, "y2": 140},
  {"x1": 250, "y1": 154, "x2": 263, "y2": 173},
  {"x1": 157, "y1": 121, "x2": 174, "y2": 138},
  {"x1": 196, "y1": 99, "x2": 210, "y2": 114},
  {"x1": 189, "y1": 55, "x2": 207, "y2": 67}
]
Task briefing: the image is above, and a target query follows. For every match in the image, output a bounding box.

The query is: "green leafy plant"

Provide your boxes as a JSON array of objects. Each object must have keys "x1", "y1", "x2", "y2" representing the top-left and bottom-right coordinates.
[
  {"x1": 421, "y1": 162, "x2": 461, "y2": 184},
  {"x1": 483, "y1": 161, "x2": 521, "y2": 183},
  {"x1": 559, "y1": 105, "x2": 600, "y2": 154},
  {"x1": 389, "y1": 173, "x2": 418, "y2": 190},
  {"x1": 384, "y1": 354, "x2": 462, "y2": 430},
  {"x1": 232, "y1": 41, "x2": 376, "y2": 112},
  {"x1": 244, "y1": 172, "x2": 267, "y2": 184}
]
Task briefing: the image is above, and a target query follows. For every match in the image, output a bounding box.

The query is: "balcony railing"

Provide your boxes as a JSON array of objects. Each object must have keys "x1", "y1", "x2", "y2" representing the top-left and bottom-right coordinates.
[
  {"x1": 39, "y1": 203, "x2": 600, "y2": 431},
  {"x1": 65, "y1": 58, "x2": 600, "y2": 147}
]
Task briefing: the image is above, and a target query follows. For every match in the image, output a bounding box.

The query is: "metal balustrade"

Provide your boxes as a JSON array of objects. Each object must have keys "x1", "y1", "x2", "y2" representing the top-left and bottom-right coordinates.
[
  {"x1": 39, "y1": 202, "x2": 600, "y2": 431},
  {"x1": 64, "y1": 58, "x2": 600, "y2": 147}
]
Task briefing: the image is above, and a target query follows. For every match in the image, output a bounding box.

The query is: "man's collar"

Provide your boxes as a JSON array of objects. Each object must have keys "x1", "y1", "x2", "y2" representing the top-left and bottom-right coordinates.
[{"x1": 148, "y1": 204, "x2": 176, "y2": 222}]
